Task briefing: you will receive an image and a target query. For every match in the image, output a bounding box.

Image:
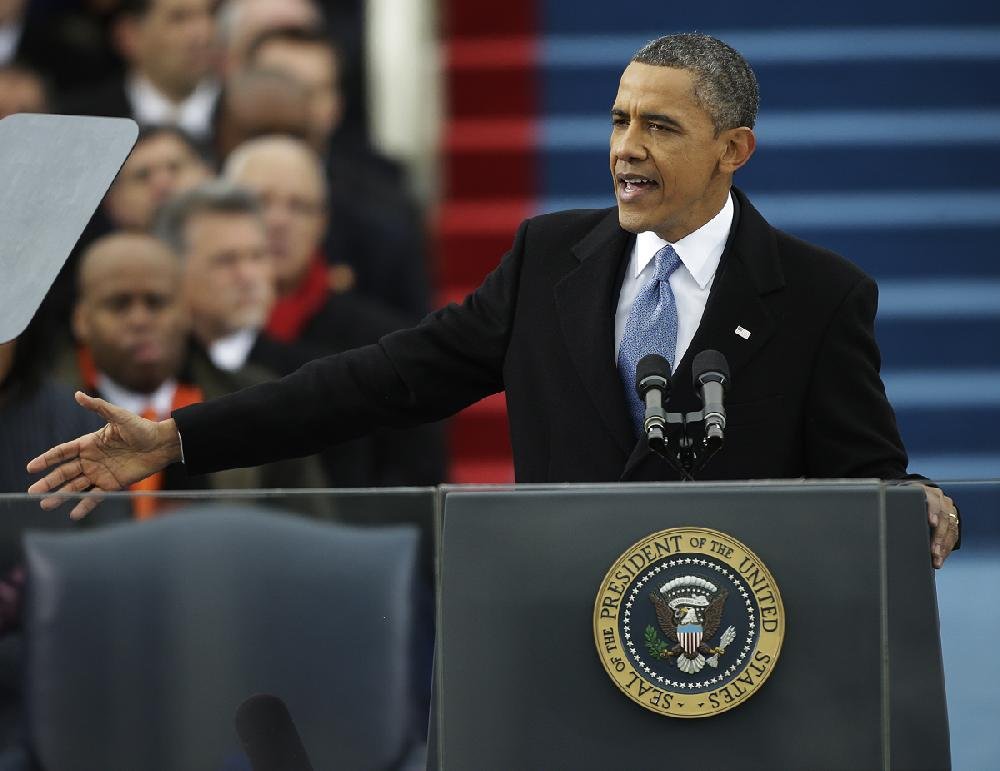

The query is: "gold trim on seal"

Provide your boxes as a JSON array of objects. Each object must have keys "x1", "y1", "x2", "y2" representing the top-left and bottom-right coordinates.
[{"x1": 593, "y1": 526, "x2": 784, "y2": 718}]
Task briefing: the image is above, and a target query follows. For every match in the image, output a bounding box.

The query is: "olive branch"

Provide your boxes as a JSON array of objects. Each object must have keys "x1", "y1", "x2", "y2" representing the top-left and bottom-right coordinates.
[{"x1": 644, "y1": 625, "x2": 671, "y2": 658}]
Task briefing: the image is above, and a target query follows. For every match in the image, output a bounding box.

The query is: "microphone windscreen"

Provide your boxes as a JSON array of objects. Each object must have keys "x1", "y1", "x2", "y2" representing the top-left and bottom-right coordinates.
[
  {"x1": 692, "y1": 349, "x2": 730, "y2": 390},
  {"x1": 635, "y1": 353, "x2": 672, "y2": 394},
  {"x1": 235, "y1": 694, "x2": 314, "y2": 771}
]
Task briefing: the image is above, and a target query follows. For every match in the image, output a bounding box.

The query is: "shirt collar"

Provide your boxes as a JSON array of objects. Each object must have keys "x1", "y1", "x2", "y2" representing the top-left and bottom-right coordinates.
[
  {"x1": 633, "y1": 192, "x2": 734, "y2": 289},
  {"x1": 126, "y1": 73, "x2": 220, "y2": 139},
  {"x1": 209, "y1": 328, "x2": 258, "y2": 372},
  {"x1": 95, "y1": 372, "x2": 177, "y2": 419}
]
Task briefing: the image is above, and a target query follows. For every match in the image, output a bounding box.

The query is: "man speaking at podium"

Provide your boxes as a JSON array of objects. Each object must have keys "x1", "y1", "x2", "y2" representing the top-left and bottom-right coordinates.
[{"x1": 27, "y1": 34, "x2": 959, "y2": 566}]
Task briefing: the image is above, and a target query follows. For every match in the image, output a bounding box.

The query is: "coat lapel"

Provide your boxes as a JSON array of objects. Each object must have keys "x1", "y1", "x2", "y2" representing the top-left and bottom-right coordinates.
[
  {"x1": 554, "y1": 209, "x2": 636, "y2": 456},
  {"x1": 676, "y1": 189, "x2": 786, "y2": 389}
]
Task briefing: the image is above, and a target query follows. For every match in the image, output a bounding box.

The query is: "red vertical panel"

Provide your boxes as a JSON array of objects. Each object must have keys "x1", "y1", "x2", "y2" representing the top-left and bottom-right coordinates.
[{"x1": 438, "y1": 0, "x2": 539, "y2": 483}]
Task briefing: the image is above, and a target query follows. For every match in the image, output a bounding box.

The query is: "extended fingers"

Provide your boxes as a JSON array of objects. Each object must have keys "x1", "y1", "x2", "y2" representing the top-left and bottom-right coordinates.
[
  {"x1": 69, "y1": 492, "x2": 104, "y2": 521},
  {"x1": 38, "y1": 476, "x2": 92, "y2": 511},
  {"x1": 27, "y1": 459, "x2": 84, "y2": 496},
  {"x1": 26, "y1": 439, "x2": 82, "y2": 476}
]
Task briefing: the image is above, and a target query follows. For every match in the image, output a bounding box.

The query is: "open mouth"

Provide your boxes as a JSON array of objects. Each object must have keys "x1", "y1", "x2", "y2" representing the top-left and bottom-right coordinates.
[{"x1": 617, "y1": 173, "x2": 659, "y2": 201}]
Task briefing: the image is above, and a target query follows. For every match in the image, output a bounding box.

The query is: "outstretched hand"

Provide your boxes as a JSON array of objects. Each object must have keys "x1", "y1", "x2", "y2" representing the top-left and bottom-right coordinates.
[{"x1": 26, "y1": 391, "x2": 182, "y2": 519}]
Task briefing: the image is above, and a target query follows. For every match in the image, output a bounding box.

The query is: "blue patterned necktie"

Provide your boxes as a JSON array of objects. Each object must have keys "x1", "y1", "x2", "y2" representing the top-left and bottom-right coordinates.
[{"x1": 617, "y1": 244, "x2": 683, "y2": 436}]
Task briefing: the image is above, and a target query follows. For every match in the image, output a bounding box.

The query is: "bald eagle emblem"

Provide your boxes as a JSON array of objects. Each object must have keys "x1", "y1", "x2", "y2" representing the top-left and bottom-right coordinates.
[{"x1": 646, "y1": 575, "x2": 737, "y2": 675}]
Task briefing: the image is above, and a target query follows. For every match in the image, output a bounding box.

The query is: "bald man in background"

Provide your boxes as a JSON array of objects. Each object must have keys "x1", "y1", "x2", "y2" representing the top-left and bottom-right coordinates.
[
  {"x1": 244, "y1": 27, "x2": 431, "y2": 319},
  {"x1": 223, "y1": 135, "x2": 407, "y2": 351},
  {"x1": 211, "y1": 68, "x2": 313, "y2": 163},
  {"x1": 61, "y1": 232, "x2": 326, "y2": 516},
  {"x1": 217, "y1": 139, "x2": 447, "y2": 486}
]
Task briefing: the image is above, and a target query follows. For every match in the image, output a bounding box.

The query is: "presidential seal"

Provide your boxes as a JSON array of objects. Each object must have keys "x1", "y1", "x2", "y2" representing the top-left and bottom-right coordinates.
[{"x1": 593, "y1": 527, "x2": 784, "y2": 718}]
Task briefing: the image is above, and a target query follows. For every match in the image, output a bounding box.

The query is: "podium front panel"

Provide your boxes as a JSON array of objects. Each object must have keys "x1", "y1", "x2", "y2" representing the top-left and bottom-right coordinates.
[{"x1": 434, "y1": 481, "x2": 948, "y2": 770}]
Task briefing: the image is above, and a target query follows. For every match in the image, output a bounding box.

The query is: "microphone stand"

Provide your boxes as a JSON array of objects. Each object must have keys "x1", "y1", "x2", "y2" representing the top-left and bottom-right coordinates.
[{"x1": 647, "y1": 408, "x2": 721, "y2": 481}]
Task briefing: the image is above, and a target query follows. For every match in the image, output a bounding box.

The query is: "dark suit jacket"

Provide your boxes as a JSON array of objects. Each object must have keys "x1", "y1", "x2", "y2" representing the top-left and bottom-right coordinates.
[
  {"x1": 174, "y1": 187, "x2": 912, "y2": 484},
  {"x1": 249, "y1": 294, "x2": 446, "y2": 487},
  {"x1": 57, "y1": 77, "x2": 132, "y2": 121}
]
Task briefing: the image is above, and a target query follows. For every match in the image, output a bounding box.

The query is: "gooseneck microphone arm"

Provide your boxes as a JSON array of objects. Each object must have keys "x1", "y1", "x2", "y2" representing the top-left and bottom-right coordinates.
[
  {"x1": 636, "y1": 354, "x2": 670, "y2": 452},
  {"x1": 635, "y1": 354, "x2": 694, "y2": 481},
  {"x1": 691, "y1": 349, "x2": 730, "y2": 475},
  {"x1": 634, "y1": 349, "x2": 732, "y2": 480}
]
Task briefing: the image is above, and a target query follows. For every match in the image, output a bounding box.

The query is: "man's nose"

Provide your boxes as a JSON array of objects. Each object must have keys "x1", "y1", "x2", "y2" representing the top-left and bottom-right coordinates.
[
  {"x1": 125, "y1": 301, "x2": 156, "y2": 329},
  {"x1": 264, "y1": 203, "x2": 290, "y2": 229},
  {"x1": 149, "y1": 168, "x2": 176, "y2": 198},
  {"x1": 611, "y1": 122, "x2": 646, "y2": 162},
  {"x1": 234, "y1": 258, "x2": 261, "y2": 287}
]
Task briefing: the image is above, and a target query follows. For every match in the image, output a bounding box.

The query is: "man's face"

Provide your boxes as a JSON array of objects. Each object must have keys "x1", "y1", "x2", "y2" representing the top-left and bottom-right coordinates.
[
  {"x1": 252, "y1": 40, "x2": 340, "y2": 150},
  {"x1": 610, "y1": 63, "x2": 732, "y2": 242},
  {"x1": 105, "y1": 133, "x2": 210, "y2": 231},
  {"x1": 74, "y1": 238, "x2": 189, "y2": 394},
  {"x1": 131, "y1": 0, "x2": 216, "y2": 95},
  {"x1": 227, "y1": 147, "x2": 326, "y2": 293},
  {"x1": 181, "y1": 211, "x2": 275, "y2": 340}
]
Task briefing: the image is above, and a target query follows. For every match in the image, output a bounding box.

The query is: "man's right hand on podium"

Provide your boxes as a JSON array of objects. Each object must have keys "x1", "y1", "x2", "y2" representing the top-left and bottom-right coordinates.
[{"x1": 26, "y1": 391, "x2": 181, "y2": 519}]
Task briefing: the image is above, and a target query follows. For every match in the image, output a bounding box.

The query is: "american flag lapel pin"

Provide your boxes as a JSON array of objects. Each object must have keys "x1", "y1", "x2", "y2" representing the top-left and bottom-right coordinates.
[{"x1": 734, "y1": 325, "x2": 751, "y2": 340}]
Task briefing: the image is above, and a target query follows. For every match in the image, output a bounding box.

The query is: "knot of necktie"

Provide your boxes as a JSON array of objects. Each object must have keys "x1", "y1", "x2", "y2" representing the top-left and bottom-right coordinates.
[{"x1": 652, "y1": 243, "x2": 682, "y2": 284}]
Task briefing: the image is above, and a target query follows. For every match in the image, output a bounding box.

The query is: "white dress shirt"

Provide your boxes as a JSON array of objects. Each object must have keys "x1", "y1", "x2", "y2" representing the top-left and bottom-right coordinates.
[
  {"x1": 208, "y1": 328, "x2": 258, "y2": 372},
  {"x1": 96, "y1": 373, "x2": 178, "y2": 421},
  {"x1": 126, "y1": 73, "x2": 220, "y2": 140},
  {"x1": 614, "y1": 193, "x2": 734, "y2": 367}
]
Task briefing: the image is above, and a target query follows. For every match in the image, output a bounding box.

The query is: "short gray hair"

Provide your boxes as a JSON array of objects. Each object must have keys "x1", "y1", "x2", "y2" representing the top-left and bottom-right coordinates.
[
  {"x1": 632, "y1": 33, "x2": 759, "y2": 133},
  {"x1": 154, "y1": 180, "x2": 261, "y2": 255}
]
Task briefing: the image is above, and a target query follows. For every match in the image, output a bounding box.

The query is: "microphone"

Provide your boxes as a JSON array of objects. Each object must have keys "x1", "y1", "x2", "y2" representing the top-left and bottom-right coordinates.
[
  {"x1": 235, "y1": 694, "x2": 315, "y2": 771},
  {"x1": 692, "y1": 350, "x2": 730, "y2": 449},
  {"x1": 635, "y1": 354, "x2": 672, "y2": 451}
]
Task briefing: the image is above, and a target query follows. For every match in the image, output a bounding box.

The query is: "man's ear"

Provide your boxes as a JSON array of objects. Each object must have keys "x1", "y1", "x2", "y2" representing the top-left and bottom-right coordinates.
[
  {"x1": 71, "y1": 302, "x2": 89, "y2": 345},
  {"x1": 719, "y1": 127, "x2": 756, "y2": 174}
]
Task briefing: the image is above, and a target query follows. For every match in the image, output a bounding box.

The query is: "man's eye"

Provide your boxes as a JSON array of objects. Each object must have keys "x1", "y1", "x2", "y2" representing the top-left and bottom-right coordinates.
[{"x1": 611, "y1": 118, "x2": 627, "y2": 127}]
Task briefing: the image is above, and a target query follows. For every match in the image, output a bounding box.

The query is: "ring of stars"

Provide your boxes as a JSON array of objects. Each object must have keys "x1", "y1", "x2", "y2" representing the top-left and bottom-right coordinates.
[{"x1": 621, "y1": 555, "x2": 757, "y2": 692}]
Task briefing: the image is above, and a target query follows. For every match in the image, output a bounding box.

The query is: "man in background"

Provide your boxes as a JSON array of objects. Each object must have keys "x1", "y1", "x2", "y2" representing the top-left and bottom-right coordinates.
[
  {"x1": 64, "y1": 231, "x2": 326, "y2": 517},
  {"x1": 157, "y1": 180, "x2": 277, "y2": 373},
  {"x1": 215, "y1": 0, "x2": 322, "y2": 77},
  {"x1": 102, "y1": 125, "x2": 212, "y2": 233},
  {"x1": 245, "y1": 26, "x2": 431, "y2": 318},
  {"x1": 211, "y1": 67, "x2": 312, "y2": 162},
  {"x1": 61, "y1": 0, "x2": 219, "y2": 145},
  {"x1": 159, "y1": 174, "x2": 445, "y2": 486}
]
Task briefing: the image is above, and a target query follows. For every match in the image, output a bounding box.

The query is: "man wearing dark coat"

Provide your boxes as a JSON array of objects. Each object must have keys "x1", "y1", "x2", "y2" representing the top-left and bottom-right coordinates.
[{"x1": 27, "y1": 33, "x2": 960, "y2": 567}]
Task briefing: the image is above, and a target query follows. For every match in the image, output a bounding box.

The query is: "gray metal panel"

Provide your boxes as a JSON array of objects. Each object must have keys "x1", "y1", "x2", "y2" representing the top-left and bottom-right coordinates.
[
  {"x1": 0, "y1": 114, "x2": 137, "y2": 342},
  {"x1": 435, "y1": 482, "x2": 924, "y2": 770},
  {"x1": 886, "y1": 485, "x2": 952, "y2": 770},
  {"x1": 24, "y1": 506, "x2": 422, "y2": 771}
]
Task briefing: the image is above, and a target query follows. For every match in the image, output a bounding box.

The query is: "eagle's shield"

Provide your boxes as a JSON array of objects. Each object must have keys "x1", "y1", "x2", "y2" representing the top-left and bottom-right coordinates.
[{"x1": 677, "y1": 623, "x2": 703, "y2": 655}]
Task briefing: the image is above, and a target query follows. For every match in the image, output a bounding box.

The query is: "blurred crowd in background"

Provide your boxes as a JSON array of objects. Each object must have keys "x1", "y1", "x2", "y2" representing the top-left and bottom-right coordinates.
[{"x1": 0, "y1": 0, "x2": 447, "y2": 501}]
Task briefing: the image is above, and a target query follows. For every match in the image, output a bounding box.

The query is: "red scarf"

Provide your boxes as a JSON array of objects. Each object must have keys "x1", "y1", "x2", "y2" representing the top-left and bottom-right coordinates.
[
  {"x1": 265, "y1": 252, "x2": 330, "y2": 342},
  {"x1": 77, "y1": 346, "x2": 202, "y2": 520}
]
